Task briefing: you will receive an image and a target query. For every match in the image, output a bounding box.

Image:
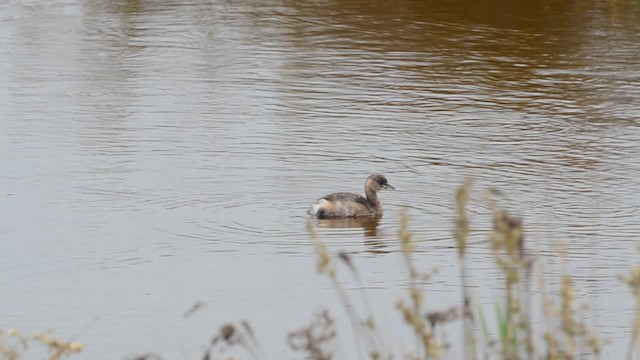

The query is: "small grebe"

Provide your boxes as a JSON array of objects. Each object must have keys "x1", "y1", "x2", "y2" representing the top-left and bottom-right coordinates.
[{"x1": 308, "y1": 174, "x2": 395, "y2": 218}]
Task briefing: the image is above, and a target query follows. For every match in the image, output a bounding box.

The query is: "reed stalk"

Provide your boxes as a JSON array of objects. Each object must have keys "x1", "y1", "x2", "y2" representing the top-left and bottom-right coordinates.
[{"x1": 454, "y1": 178, "x2": 476, "y2": 360}]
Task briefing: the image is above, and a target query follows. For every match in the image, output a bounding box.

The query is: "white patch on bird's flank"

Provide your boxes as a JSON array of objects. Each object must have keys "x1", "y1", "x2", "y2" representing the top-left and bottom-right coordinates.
[
  {"x1": 308, "y1": 199, "x2": 328, "y2": 215},
  {"x1": 308, "y1": 202, "x2": 321, "y2": 215}
]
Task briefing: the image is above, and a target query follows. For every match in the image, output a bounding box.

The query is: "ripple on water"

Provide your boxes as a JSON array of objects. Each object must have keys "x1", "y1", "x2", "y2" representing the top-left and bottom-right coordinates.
[{"x1": 2, "y1": 1, "x2": 640, "y2": 359}]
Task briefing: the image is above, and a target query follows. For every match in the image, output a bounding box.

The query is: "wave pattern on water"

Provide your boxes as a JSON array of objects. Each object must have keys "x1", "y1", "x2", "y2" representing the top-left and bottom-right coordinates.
[{"x1": 1, "y1": 0, "x2": 639, "y2": 359}]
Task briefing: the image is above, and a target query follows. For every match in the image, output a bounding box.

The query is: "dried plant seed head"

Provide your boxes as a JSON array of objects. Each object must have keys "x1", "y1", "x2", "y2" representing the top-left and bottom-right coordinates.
[
  {"x1": 69, "y1": 342, "x2": 85, "y2": 352},
  {"x1": 338, "y1": 251, "x2": 357, "y2": 275},
  {"x1": 220, "y1": 324, "x2": 236, "y2": 342}
]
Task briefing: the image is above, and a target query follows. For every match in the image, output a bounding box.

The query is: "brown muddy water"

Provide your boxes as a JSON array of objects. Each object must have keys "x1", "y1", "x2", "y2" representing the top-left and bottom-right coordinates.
[{"x1": 1, "y1": 0, "x2": 639, "y2": 358}]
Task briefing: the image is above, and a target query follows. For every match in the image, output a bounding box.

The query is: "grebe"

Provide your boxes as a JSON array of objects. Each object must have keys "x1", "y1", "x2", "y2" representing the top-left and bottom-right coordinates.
[{"x1": 308, "y1": 174, "x2": 395, "y2": 218}]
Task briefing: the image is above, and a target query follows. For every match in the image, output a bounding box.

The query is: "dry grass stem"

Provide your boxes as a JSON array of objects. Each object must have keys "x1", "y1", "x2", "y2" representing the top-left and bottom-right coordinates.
[{"x1": 455, "y1": 178, "x2": 476, "y2": 360}]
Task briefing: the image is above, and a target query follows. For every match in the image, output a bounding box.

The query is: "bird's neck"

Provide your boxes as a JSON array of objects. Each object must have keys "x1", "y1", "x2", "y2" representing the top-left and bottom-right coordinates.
[{"x1": 365, "y1": 188, "x2": 380, "y2": 206}]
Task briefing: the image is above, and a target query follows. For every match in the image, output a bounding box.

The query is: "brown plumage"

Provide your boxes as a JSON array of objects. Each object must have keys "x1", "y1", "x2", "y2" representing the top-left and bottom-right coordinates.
[{"x1": 308, "y1": 174, "x2": 395, "y2": 218}]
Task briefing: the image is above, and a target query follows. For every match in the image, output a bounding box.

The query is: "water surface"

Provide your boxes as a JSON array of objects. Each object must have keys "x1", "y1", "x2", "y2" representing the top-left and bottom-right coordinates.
[{"x1": 1, "y1": 0, "x2": 639, "y2": 358}]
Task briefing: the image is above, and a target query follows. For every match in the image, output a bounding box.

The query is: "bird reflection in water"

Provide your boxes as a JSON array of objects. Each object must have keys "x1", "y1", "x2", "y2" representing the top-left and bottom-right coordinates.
[{"x1": 315, "y1": 216, "x2": 389, "y2": 254}]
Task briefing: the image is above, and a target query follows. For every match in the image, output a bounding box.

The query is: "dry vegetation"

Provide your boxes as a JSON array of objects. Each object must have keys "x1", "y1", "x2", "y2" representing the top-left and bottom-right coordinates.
[
  {"x1": 296, "y1": 179, "x2": 636, "y2": 360},
  {"x1": 2, "y1": 180, "x2": 639, "y2": 360},
  {"x1": 0, "y1": 329, "x2": 83, "y2": 360}
]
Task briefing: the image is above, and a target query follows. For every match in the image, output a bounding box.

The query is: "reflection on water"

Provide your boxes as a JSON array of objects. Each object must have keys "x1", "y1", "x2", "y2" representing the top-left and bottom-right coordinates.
[
  {"x1": 1, "y1": 0, "x2": 639, "y2": 358},
  {"x1": 316, "y1": 216, "x2": 382, "y2": 238},
  {"x1": 315, "y1": 216, "x2": 390, "y2": 253}
]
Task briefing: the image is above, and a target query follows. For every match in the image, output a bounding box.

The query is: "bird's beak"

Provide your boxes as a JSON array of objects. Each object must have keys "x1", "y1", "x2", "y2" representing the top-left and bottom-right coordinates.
[{"x1": 383, "y1": 184, "x2": 395, "y2": 190}]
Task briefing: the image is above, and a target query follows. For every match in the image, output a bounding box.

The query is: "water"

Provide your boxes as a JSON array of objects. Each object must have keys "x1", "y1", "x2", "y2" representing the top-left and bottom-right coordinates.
[{"x1": 1, "y1": 0, "x2": 639, "y2": 358}]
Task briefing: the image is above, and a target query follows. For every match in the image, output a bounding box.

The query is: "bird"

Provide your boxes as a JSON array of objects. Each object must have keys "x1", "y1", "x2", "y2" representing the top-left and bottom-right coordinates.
[{"x1": 308, "y1": 174, "x2": 395, "y2": 218}]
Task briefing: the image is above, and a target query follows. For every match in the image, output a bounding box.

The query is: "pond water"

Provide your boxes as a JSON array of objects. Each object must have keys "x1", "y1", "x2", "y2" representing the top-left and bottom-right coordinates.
[{"x1": 1, "y1": 0, "x2": 639, "y2": 358}]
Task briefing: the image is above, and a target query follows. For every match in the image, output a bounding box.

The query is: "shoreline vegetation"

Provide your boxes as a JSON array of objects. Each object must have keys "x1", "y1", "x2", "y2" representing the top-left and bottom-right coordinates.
[{"x1": 2, "y1": 180, "x2": 639, "y2": 360}]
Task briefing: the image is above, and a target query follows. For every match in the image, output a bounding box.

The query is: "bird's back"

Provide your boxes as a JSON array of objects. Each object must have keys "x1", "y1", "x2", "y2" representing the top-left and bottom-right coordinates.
[{"x1": 309, "y1": 192, "x2": 377, "y2": 218}]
